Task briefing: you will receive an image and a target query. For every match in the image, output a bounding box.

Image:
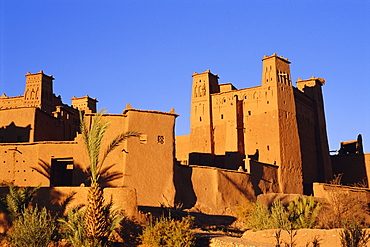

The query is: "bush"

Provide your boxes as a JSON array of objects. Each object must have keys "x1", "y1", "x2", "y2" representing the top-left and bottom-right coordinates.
[
  {"x1": 116, "y1": 215, "x2": 142, "y2": 246},
  {"x1": 0, "y1": 183, "x2": 40, "y2": 221},
  {"x1": 340, "y1": 221, "x2": 370, "y2": 247},
  {"x1": 7, "y1": 206, "x2": 57, "y2": 247},
  {"x1": 234, "y1": 198, "x2": 255, "y2": 225},
  {"x1": 246, "y1": 200, "x2": 290, "y2": 230},
  {"x1": 287, "y1": 196, "x2": 321, "y2": 229},
  {"x1": 246, "y1": 197, "x2": 321, "y2": 231},
  {"x1": 140, "y1": 215, "x2": 196, "y2": 247},
  {"x1": 58, "y1": 207, "x2": 89, "y2": 247},
  {"x1": 318, "y1": 189, "x2": 369, "y2": 229}
]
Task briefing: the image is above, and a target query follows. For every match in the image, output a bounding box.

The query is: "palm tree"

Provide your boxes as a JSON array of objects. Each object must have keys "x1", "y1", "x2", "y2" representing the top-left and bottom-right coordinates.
[{"x1": 79, "y1": 110, "x2": 138, "y2": 245}]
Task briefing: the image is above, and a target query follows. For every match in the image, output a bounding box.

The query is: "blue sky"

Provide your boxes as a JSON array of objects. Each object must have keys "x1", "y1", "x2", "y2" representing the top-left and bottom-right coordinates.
[{"x1": 1, "y1": 1, "x2": 369, "y2": 152}]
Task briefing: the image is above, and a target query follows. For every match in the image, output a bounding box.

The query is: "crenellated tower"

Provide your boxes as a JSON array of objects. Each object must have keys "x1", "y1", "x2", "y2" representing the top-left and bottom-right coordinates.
[
  {"x1": 24, "y1": 70, "x2": 55, "y2": 114},
  {"x1": 260, "y1": 54, "x2": 304, "y2": 194},
  {"x1": 189, "y1": 70, "x2": 219, "y2": 164}
]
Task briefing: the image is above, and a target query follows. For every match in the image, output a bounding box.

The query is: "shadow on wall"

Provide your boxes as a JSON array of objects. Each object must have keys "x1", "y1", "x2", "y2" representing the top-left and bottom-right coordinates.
[
  {"x1": 331, "y1": 135, "x2": 368, "y2": 186},
  {"x1": 33, "y1": 159, "x2": 124, "y2": 188},
  {"x1": 188, "y1": 152, "x2": 244, "y2": 170},
  {"x1": 173, "y1": 162, "x2": 197, "y2": 209},
  {"x1": 218, "y1": 170, "x2": 256, "y2": 202},
  {"x1": 33, "y1": 188, "x2": 77, "y2": 217},
  {"x1": 0, "y1": 122, "x2": 31, "y2": 143},
  {"x1": 331, "y1": 154, "x2": 367, "y2": 186},
  {"x1": 249, "y1": 159, "x2": 279, "y2": 196}
]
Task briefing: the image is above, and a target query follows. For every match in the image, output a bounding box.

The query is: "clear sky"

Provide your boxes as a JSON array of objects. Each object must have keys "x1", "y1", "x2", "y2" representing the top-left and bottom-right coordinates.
[{"x1": 0, "y1": 1, "x2": 369, "y2": 152}]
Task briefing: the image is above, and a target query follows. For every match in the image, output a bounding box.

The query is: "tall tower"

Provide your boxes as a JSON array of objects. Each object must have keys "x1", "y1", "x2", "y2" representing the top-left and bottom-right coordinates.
[
  {"x1": 24, "y1": 70, "x2": 55, "y2": 114},
  {"x1": 261, "y1": 54, "x2": 303, "y2": 194},
  {"x1": 297, "y1": 77, "x2": 332, "y2": 183},
  {"x1": 189, "y1": 70, "x2": 219, "y2": 165},
  {"x1": 262, "y1": 53, "x2": 292, "y2": 87}
]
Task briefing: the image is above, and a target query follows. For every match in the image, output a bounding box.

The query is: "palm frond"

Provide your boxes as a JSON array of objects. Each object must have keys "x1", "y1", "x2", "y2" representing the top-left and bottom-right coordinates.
[
  {"x1": 6, "y1": 184, "x2": 41, "y2": 220},
  {"x1": 80, "y1": 110, "x2": 110, "y2": 184}
]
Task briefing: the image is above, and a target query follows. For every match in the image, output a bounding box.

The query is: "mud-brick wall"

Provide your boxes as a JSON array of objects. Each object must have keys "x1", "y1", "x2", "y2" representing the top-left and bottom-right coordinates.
[
  {"x1": 187, "y1": 165, "x2": 256, "y2": 214},
  {"x1": 313, "y1": 182, "x2": 370, "y2": 205}
]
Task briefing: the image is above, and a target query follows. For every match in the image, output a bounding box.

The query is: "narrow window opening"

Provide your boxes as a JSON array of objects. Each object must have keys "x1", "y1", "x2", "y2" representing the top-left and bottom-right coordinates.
[
  {"x1": 221, "y1": 114, "x2": 224, "y2": 119},
  {"x1": 248, "y1": 111, "x2": 252, "y2": 115},
  {"x1": 157, "y1": 136, "x2": 165, "y2": 144}
]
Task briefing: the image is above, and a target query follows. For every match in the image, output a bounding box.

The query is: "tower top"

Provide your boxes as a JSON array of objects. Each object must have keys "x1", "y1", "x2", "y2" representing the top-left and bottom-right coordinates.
[
  {"x1": 262, "y1": 53, "x2": 291, "y2": 64},
  {"x1": 192, "y1": 69, "x2": 219, "y2": 79},
  {"x1": 25, "y1": 70, "x2": 54, "y2": 80}
]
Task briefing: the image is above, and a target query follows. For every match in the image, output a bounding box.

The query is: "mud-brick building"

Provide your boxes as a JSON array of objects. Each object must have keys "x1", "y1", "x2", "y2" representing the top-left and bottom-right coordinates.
[
  {"x1": 0, "y1": 71, "x2": 97, "y2": 142},
  {"x1": 176, "y1": 53, "x2": 333, "y2": 195},
  {"x1": 0, "y1": 71, "x2": 177, "y2": 207},
  {"x1": 2, "y1": 54, "x2": 367, "y2": 215}
]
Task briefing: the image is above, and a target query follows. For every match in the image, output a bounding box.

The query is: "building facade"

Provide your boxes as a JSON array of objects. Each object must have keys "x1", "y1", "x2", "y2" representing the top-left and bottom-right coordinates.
[
  {"x1": 176, "y1": 53, "x2": 333, "y2": 195},
  {"x1": 2, "y1": 54, "x2": 365, "y2": 214},
  {"x1": 0, "y1": 71, "x2": 177, "y2": 206}
]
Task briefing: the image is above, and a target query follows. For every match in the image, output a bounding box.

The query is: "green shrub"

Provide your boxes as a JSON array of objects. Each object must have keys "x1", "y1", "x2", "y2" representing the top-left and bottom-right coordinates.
[
  {"x1": 140, "y1": 215, "x2": 196, "y2": 247},
  {"x1": 270, "y1": 200, "x2": 290, "y2": 230},
  {"x1": 234, "y1": 198, "x2": 255, "y2": 225},
  {"x1": 246, "y1": 197, "x2": 321, "y2": 231},
  {"x1": 247, "y1": 200, "x2": 290, "y2": 230},
  {"x1": 7, "y1": 206, "x2": 57, "y2": 247},
  {"x1": 287, "y1": 196, "x2": 321, "y2": 229},
  {"x1": 58, "y1": 207, "x2": 89, "y2": 247},
  {"x1": 245, "y1": 201, "x2": 270, "y2": 230},
  {"x1": 0, "y1": 183, "x2": 40, "y2": 221},
  {"x1": 340, "y1": 221, "x2": 370, "y2": 247}
]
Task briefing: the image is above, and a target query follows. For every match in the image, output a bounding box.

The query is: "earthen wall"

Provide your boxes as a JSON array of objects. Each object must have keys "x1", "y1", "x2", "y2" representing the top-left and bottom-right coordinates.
[
  {"x1": 0, "y1": 108, "x2": 36, "y2": 142},
  {"x1": 331, "y1": 153, "x2": 370, "y2": 185},
  {"x1": 188, "y1": 165, "x2": 256, "y2": 214},
  {"x1": 123, "y1": 109, "x2": 177, "y2": 206}
]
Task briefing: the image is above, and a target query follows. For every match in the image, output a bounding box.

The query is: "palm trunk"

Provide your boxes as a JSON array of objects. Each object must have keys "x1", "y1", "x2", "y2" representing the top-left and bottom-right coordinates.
[{"x1": 85, "y1": 181, "x2": 108, "y2": 242}]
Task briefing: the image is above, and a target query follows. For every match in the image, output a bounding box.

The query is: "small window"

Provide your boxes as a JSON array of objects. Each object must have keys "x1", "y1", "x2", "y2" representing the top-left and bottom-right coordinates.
[
  {"x1": 221, "y1": 114, "x2": 224, "y2": 119},
  {"x1": 140, "y1": 134, "x2": 147, "y2": 144},
  {"x1": 248, "y1": 111, "x2": 252, "y2": 115},
  {"x1": 200, "y1": 117, "x2": 202, "y2": 121},
  {"x1": 157, "y1": 136, "x2": 165, "y2": 144}
]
